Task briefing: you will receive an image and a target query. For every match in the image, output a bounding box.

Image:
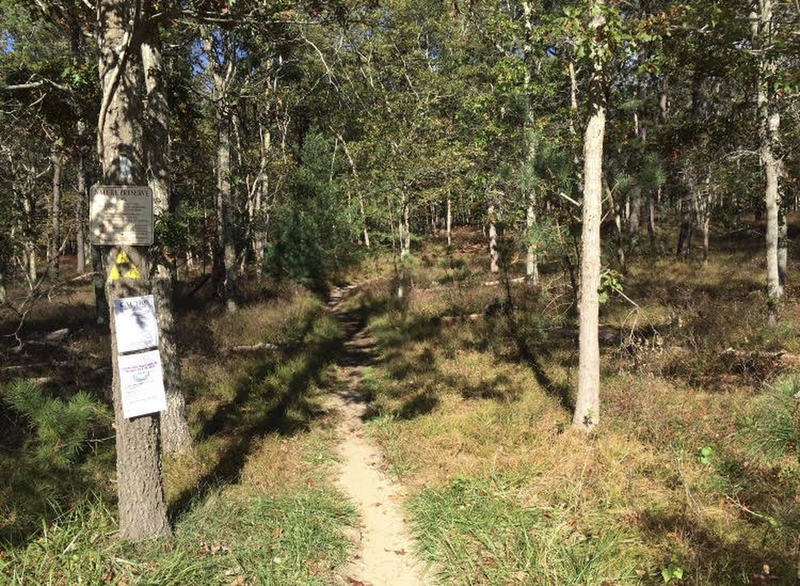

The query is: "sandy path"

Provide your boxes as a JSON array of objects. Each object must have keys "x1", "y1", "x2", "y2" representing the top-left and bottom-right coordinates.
[{"x1": 326, "y1": 286, "x2": 432, "y2": 586}]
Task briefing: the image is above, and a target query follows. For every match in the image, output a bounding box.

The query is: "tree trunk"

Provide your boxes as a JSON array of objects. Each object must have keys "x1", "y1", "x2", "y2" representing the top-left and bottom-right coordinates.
[
  {"x1": 21, "y1": 190, "x2": 37, "y2": 286},
  {"x1": 573, "y1": 4, "x2": 606, "y2": 432},
  {"x1": 676, "y1": 191, "x2": 694, "y2": 258},
  {"x1": 629, "y1": 183, "x2": 641, "y2": 235},
  {"x1": 217, "y1": 115, "x2": 238, "y2": 311},
  {"x1": 488, "y1": 202, "x2": 499, "y2": 273},
  {"x1": 753, "y1": 0, "x2": 783, "y2": 323},
  {"x1": 141, "y1": 11, "x2": 192, "y2": 456},
  {"x1": 778, "y1": 206, "x2": 787, "y2": 288},
  {"x1": 76, "y1": 149, "x2": 87, "y2": 274},
  {"x1": 49, "y1": 149, "x2": 63, "y2": 278},
  {"x1": 446, "y1": 195, "x2": 452, "y2": 247},
  {"x1": 97, "y1": 0, "x2": 169, "y2": 540},
  {"x1": 400, "y1": 192, "x2": 411, "y2": 258},
  {"x1": 526, "y1": 194, "x2": 538, "y2": 283},
  {"x1": 92, "y1": 246, "x2": 109, "y2": 325}
]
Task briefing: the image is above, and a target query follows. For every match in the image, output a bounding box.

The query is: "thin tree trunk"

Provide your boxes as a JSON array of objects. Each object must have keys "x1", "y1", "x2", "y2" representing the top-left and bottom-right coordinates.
[
  {"x1": 677, "y1": 190, "x2": 694, "y2": 258},
  {"x1": 446, "y1": 195, "x2": 452, "y2": 247},
  {"x1": 488, "y1": 202, "x2": 499, "y2": 273},
  {"x1": 753, "y1": 0, "x2": 783, "y2": 324},
  {"x1": 76, "y1": 148, "x2": 87, "y2": 274},
  {"x1": 526, "y1": 194, "x2": 538, "y2": 283},
  {"x1": 141, "y1": 11, "x2": 192, "y2": 456},
  {"x1": 92, "y1": 246, "x2": 109, "y2": 325},
  {"x1": 97, "y1": 0, "x2": 170, "y2": 540},
  {"x1": 573, "y1": 3, "x2": 606, "y2": 432},
  {"x1": 49, "y1": 149, "x2": 63, "y2": 278},
  {"x1": 778, "y1": 206, "x2": 787, "y2": 288}
]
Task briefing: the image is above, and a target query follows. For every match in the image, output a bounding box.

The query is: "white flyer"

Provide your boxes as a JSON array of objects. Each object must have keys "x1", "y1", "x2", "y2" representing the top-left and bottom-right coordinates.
[
  {"x1": 114, "y1": 295, "x2": 159, "y2": 353},
  {"x1": 118, "y1": 350, "x2": 167, "y2": 419}
]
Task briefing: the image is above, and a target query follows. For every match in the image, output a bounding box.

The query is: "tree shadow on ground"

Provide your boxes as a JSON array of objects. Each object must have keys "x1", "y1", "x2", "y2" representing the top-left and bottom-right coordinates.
[
  {"x1": 636, "y1": 508, "x2": 796, "y2": 583},
  {"x1": 169, "y1": 326, "x2": 342, "y2": 523}
]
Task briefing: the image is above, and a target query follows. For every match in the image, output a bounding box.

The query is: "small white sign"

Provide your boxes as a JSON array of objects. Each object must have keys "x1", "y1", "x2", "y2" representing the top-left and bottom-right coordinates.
[
  {"x1": 118, "y1": 350, "x2": 167, "y2": 419},
  {"x1": 113, "y1": 295, "x2": 159, "y2": 353},
  {"x1": 90, "y1": 185, "x2": 154, "y2": 245}
]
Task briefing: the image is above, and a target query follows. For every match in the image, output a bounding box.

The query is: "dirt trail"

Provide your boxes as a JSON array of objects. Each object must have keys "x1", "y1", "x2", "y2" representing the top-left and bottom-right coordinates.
[{"x1": 326, "y1": 286, "x2": 431, "y2": 586}]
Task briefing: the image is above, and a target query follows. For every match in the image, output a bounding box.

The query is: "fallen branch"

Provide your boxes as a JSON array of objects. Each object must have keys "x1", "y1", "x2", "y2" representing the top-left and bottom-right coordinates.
[
  {"x1": 69, "y1": 272, "x2": 97, "y2": 282},
  {"x1": 721, "y1": 348, "x2": 786, "y2": 360},
  {"x1": 224, "y1": 342, "x2": 280, "y2": 354},
  {"x1": 482, "y1": 276, "x2": 525, "y2": 287},
  {"x1": 440, "y1": 313, "x2": 482, "y2": 323}
]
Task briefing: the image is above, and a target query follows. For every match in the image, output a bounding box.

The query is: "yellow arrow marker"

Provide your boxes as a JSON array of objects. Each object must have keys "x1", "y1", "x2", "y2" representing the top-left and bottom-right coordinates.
[
  {"x1": 109, "y1": 264, "x2": 122, "y2": 281},
  {"x1": 115, "y1": 251, "x2": 131, "y2": 265}
]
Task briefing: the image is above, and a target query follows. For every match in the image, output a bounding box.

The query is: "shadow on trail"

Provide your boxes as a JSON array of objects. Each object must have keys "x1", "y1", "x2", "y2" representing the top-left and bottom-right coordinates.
[{"x1": 169, "y1": 316, "x2": 341, "y2": 523}]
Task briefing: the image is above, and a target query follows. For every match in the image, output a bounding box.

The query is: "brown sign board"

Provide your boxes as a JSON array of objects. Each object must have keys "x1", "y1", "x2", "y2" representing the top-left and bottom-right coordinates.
[{"x1": 90, "y1": 185, "x2": 154, "y2": 246}]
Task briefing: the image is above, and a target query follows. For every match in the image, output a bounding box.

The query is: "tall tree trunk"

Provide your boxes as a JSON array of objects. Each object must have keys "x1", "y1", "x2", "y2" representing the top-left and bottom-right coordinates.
[
  {"x1": 647, "y1": 192, "x2": 657, "y2": 256},
  {"x1": 49, "y1": 149, "x2": 63, "y2": 278},
  {"x1": 573, "y1": 4, "x2": 606, "y2": 432},
  {"x1": 446, "y1": 195, "x2": 452, "y2": 247},
  {"x1": 76, "y1": 148, "x2": 87, "y2": 274},
  {"x1": 753, "y1": 0, "x2": 783, "y2": 323},
  {"x1": 217, "y1": 114, "x2": 238, "y2": 311},
  {"x1": 629, "y1": 183, "x2": 642, "y2": 235},
  {"x1": 337, "y1": 132, "x2": 369, "y2": 248},
  {"x1": 488, "y1": 202, "x2": 499, "y2": 273},
  {"x1": 92, "y1": 246, "x2": 109, "y2": 325},
  {"x1": 141, "y1": 10, "x2": 192, "y2": 456},
  {"x1": 526, "y1": 194, "x2": 538, "y2": 283},
  {"x1": 21, "y1": 190, "x2": 37, "y2": 286},
  {"x1": 676, "y1": 191, "x2": 694, "y2": 258},
  {"x1": 778, "y1": 206, "x2": 787, "y2": 288},
  {"x1": 97, "y1": 0, "x2": 169, "y2": 540},
  {"x1": 401, "y1": 192, "x2": 411, "y2": 258}
]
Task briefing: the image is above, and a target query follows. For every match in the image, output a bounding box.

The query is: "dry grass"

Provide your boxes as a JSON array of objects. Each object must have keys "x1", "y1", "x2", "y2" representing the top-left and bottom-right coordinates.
[{"x1": 350, "y1": 227, "x2": 800, "y2": 584}]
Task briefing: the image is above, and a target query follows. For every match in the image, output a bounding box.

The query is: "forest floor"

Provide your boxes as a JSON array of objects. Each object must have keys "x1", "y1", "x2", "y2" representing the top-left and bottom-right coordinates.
[{"x1": 1, "y1": 223, "x2": 800, "y2": 585}]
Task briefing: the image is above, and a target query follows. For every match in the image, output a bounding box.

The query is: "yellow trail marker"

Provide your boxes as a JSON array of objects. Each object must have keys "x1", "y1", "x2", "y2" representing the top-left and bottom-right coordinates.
[{"x1": 109, "y1": 250, "x2": 140, "y2": 281}]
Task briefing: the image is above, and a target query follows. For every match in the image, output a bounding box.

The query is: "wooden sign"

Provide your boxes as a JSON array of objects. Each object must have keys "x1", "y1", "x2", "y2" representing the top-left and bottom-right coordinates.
[{"x1": 90, "y1": 185, "x2": 154, "y2": 246}]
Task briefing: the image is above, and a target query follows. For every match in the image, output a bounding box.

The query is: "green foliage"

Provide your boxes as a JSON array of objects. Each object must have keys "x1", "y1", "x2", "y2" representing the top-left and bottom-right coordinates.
[
  {"x1": 697, "y1": 445, "x2": 714, "y2": 465},
  {"x1": 661, "y1": 563, "x2": 684, "y2": 583},
  {"x1": 263, "y1": 132, "x2": 361, "y2": 289},
  {"x1": 4, "y1": 380, "x2": 108, "y2": 470},
  {"x1": 598, "y1": 269, "x2": 624, "y2": 305}
]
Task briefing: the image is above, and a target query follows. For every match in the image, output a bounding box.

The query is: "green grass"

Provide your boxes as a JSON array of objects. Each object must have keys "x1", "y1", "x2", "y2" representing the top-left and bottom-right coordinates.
[
  {"x1": 410, "y1": 476, "x2": 643, "y2": 585},
  {"x1": 0, "y1": 488, "x2": 356, "y2": 585}
]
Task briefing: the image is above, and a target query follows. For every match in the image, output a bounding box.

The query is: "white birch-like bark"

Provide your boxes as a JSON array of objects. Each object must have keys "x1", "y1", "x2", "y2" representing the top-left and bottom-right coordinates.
[
  {"x1": 752, "y1": 0, "x2": 783, "y2": 324},
  {"x1": 573, "y1": 2, "x2": 606, "y2": 432},
  {"x1": 488, "y1": 202, "x2": 499, "y2": 273}
]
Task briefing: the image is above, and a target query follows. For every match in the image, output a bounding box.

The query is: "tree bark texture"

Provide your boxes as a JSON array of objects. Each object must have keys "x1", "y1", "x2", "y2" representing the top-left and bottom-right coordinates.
[
  {"x1": 488, "y1": 202, "x2": 499, "y2": 274},
  {"x1": 76, "y1": 149, "x2": 87, "y2": 274},
  {"x1": 49, "y1": 149, "x2": 63, "y2": 278},
  {"x1": 141, "y1": 12, "x2": 192, "y2": 455},
  {"x1": 97, "y1": 0, "x2": 170, "y2": 540},
  {"x1": 754, "y1": 0, "x2": 783, "y2": 318},
  {"x1": 446, "y1": 195, "x2": 452, "y2": 247},
  {"x1": 573, "y1": 5, "x2": 606, "y2": 432}
]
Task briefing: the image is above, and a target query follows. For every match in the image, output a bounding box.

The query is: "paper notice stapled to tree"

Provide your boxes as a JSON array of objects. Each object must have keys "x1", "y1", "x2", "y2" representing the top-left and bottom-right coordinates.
[
  {"x1": 113, "y1": 295, "x2": 158, "y2": 353},
  {"x1": 118, "y1": 350, "x2": 167, "y2": 419}
]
